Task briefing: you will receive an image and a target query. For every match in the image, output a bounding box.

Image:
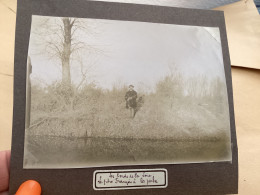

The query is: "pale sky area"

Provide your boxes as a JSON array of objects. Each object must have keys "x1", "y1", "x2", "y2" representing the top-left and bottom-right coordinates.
[{"x1": 28, "y1": 15, "x2": 226, "y2": 93}]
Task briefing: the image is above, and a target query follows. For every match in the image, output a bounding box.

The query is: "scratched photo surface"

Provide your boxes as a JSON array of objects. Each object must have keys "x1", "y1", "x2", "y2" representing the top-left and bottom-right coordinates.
[{"x1": 23, "y1": 15, "x2": 232, "y2": 168}]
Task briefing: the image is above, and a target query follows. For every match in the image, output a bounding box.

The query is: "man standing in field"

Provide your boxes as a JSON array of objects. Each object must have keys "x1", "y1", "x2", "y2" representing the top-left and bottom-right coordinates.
[{"x1": 125, "y1": 85, "x2": 137, "y2": 118}]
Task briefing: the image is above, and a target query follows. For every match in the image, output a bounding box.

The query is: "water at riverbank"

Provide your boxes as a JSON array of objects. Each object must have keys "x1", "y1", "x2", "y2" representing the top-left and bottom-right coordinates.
[{"x1": 24, "y1": 135, "x2": 231, "y2": 168}]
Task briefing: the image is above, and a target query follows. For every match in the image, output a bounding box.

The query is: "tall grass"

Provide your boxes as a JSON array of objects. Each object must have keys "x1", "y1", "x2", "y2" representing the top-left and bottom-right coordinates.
[{"x1": 27, "y1": 72, "x2": 230, "y2": 141}]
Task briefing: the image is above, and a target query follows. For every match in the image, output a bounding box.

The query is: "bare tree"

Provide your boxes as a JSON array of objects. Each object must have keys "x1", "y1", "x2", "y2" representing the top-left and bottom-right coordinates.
[
  {"x1": 61, "y1": 18, "x2": 73, "y2": 86},
  {"x1": 31, "y1": 16, "x2": 102, "y2": 88}
]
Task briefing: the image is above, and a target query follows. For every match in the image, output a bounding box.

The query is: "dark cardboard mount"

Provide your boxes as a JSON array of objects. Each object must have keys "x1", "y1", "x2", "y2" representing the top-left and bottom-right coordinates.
[{"x1": 10, "y1": 0, "x2": 238, "y2": 194}]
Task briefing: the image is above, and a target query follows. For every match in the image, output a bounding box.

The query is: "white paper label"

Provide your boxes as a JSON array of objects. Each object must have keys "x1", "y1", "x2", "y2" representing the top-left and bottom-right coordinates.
[{"x1": 93, "y1": 168, "x2": 168, "y2": 190}]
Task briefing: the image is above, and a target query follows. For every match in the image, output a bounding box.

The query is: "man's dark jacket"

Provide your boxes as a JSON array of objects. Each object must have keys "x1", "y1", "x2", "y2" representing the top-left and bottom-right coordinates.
[{"x1": 125, "y1": 90, "x2": 137, "y2": 108}]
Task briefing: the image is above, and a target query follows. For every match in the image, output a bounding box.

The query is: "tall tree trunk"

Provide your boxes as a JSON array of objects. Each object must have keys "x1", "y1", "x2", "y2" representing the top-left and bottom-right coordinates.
[{"x1": 61, "y1": 18, "x2": 72, "y2": 88}]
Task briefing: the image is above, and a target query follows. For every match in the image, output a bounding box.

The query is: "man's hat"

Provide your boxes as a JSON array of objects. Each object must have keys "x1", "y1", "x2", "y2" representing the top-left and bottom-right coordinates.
[{"x1": 129, "y1": 84, "x2": 134, "y2": 88}]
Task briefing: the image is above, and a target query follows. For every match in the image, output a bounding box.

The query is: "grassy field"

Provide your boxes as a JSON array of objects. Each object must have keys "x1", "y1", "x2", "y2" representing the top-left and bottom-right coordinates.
[
  {"x1": 24, "y1": 73, "x2": 232, "y2": 168},
  {"x1": 26, "y1": 74, "x2": 231, "y2": 142}
]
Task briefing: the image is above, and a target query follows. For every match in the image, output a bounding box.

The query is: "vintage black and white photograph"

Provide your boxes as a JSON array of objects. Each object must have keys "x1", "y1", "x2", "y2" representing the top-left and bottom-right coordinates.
[{"x1": 23, "y1": 15, "x2": 231, "y2": 168}]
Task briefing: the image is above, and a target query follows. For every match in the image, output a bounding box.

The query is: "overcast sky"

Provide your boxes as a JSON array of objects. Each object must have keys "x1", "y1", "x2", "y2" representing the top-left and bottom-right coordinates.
[{"x1": 28, "y1": 15, "x2": 226, "y2": 93}]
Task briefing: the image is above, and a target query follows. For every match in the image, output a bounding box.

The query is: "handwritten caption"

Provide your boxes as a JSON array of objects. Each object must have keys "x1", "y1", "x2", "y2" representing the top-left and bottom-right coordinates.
[{"x1": 94, "y1": 169, "x2": 167, "y2": 190}]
